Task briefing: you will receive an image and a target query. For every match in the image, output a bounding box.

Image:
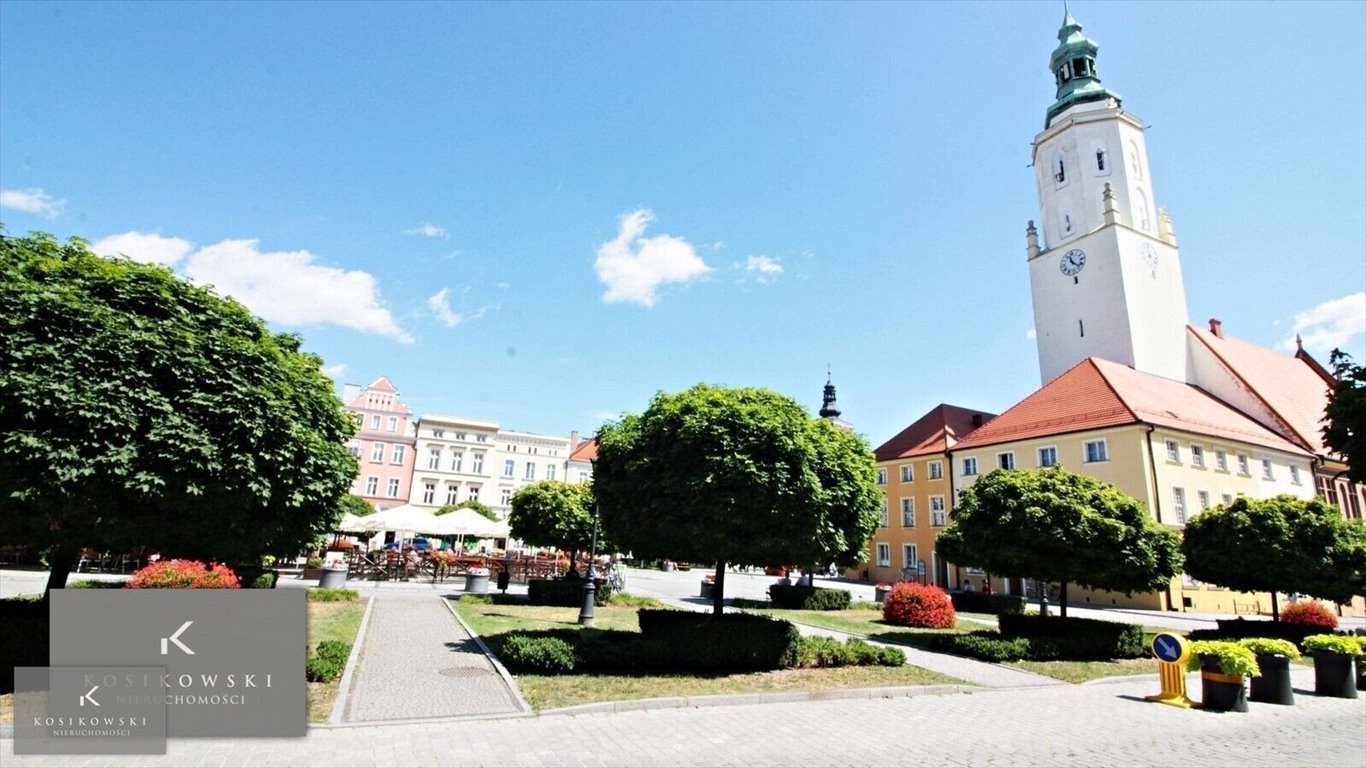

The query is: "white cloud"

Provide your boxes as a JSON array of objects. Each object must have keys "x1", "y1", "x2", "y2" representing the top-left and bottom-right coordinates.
[
  {"x1": 404, "y1": 223, "x2": 449, "y2": 239},
  {"x1": 594, "y1": 209, "x2": 712, "y2": 307},
  {"x1": 1, "y1": 187, "x2": 65, "y2": 219},
  {"x1": 1283, "y1": 293, "x2": 1365, "y2": 354},
  {"x1": 427, "y1": 287, "x2": 463, "y2": 327},
  {"x1": 744, "y1": 255, "x2": 783, "y2": 283},
  {"x1": 1026, "y1": 328, "x2": 1037, "y2": 340},
  {"x1": 91, "y1": 231, "x2": 194, "y2": 266},
  {"x1": 184, "y1": 239, "x2": 413, "y2": 343},
  {"x1": 321, "y1": 363, "x2": 347, "y2": 379}
]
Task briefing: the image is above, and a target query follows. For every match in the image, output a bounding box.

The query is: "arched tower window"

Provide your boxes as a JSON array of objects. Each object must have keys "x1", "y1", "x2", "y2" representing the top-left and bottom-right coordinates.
[
  {"x1": 1095, "y1": 148, "x2": 1106, "y2": 171},
  {"x1": 1053, "y1": 152, "x2": 1066, "y2": 185},
  {"x1": 1128, "y1": 140, "x2": 1143, "y2": 180},
  {"x1": 1135, "y1": 188, "x2": 1151, "y2": 231}
]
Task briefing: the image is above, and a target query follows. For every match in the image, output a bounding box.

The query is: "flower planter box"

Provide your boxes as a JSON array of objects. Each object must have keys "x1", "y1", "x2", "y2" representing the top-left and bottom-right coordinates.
[
  {"x1": 1198, "y1": 654, "x2": 1249, "y2": 712},
  {"x1": 319, "y1": 567, "x2": 348, "y2": 589},
  {"x1": 700, "y1": 580, "x2": 714, "y2": 599},
  {"x1": 1311, "y1": 651, "x2": 1359, "y2": 699},
  {"x1": 1248, "y1": 654, "x2": 1294, "y2": 706}
]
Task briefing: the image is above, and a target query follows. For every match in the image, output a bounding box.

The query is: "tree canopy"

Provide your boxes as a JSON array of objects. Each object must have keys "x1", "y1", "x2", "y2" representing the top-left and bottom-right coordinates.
[
  {"x1": 508, "y1": 481, "x2": 599, "y2": 574},
  {"x1": 436, "y1": 499, "x2": 498, "y2": 522},
  {"x1": 593, "y1": 384, "x2": 882, "y2": 613},
  {"x1": 1324, "y1": 349, "x2": 1365, "y2": 484},
  {"x1": 0, "y1": 232, "x2": 358, "y2": 594},
  {"x1": 937, "y1": 466, "x2": 1183, "y2": 617},
  {"x1": 1183, "y1": 494, "x2": 1366, "y2": 609}
]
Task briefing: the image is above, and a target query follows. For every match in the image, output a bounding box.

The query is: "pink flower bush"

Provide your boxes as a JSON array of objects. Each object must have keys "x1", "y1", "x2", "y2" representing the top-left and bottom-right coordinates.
[{"x1": 128, "y1": 559, "x2": 241, "y2": 589}]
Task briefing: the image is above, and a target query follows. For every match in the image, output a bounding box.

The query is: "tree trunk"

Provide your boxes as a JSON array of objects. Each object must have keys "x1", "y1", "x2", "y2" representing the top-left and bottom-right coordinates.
[
  {"x1": 1058, "y1": 581, "x2": 1069, "y2": 618},
  {"x1": 1271, "y1": 591, "x2": 1279, "y2": 621},
  {"x1": 713, "y1": 561, "x2": 726, "y2": 615},
  {"x1": 44, "y1": 544, "x2": 77, "y2": 601},
  {"x1": 566, "y1": 548, "x2": 578, "y2": 578}
]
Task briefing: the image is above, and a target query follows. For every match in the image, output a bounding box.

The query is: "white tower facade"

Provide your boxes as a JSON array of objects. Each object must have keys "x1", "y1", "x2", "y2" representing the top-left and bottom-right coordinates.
[{"x1": 1027, "y1": 13, "x2": 1189, "y2": 384}]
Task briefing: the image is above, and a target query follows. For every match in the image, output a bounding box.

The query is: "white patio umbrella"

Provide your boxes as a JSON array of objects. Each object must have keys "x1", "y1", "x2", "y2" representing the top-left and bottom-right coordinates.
[
  {"x1": 355, "y1": 505, "x2": 442, "y2": 548},
  {"x1": 423, "y1": 507, "x2": 510, "y2": 539}
]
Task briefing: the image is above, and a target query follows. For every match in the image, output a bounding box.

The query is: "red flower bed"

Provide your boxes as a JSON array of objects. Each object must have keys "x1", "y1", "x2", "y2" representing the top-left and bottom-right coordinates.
[
  {"x1": 128, "y1": 559, "x2": 241, "y2": 589},
  {"x1": 882, "y1": 582, "x2": 956, "y2": 629},
  {"x1": 1279, "y1": 600, "x2": 1338, "y2": 630}
]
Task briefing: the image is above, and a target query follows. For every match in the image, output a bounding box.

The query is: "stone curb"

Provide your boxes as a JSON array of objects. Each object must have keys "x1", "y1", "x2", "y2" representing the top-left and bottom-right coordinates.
[
  {"x1": 442, "y1": 596, "x2": 533, "y2": 715},
  {"x1": 539, "y1": 684, "x2": 977, "y2": 717},
  {"x1": 329, "y1": 593, "x2": 377, "y2": 725}
]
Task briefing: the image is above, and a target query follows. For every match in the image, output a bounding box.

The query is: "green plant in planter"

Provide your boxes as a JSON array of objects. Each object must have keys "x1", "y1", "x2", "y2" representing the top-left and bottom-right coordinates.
[
  {"x1": 1190, "y1": 640, "x2": 1261, "y2": 678},
  {"x1": 1238, "y1": 637, "x2": 1301, "y2": 659},
  {"x1": 1303, "y1": 634, "x2": 1365, "y2": 656},
  {"x1": 306, "y1": 556, "x2": 324, "y2": 570}
]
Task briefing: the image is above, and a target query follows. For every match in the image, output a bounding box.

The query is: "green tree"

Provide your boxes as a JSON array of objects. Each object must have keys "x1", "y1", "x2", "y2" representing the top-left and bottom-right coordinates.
[
  {"x1": 937, "y1": 466, "x2": 1183, "y2": 617},
  {"x1": 338, "y1": 493, "x2": 375, "y2": 520},
  {"x1": 1183, "y1": 495, "x2": 1366, "y2": 612},
  {"x1": 1324, "y1": 349, "x2": 1365, "y2": 484},
  {"x1": 508, "y1": 481, "x2": 598, "y2": 576},
  {"x1": 0, "y1": 232, "x2": 358, "y2": 597},
  {"x1": 436, "y1": 499, "x2": 497, "y2": 522},
  {"x1": 594, "y1": 384, "x2": 882, "y2": 614}
]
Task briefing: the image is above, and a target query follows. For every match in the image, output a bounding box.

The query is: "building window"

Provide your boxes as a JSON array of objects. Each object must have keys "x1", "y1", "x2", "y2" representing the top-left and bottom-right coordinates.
[
  {"x1": 446, "y1": 484, "x2": 460, "y2": 505},
  {"x1": 370, "y1": 443, "x2": 386, "y2": 462},
  {"x1": 929, "y1": 461, "x2": 943, "y2": 480},
  {"x1": 1165, "y1": 440, "x2": 1180, "y2": 463},
  {"x1": 348, "y1": 444, "x2": 362, "y2": 459},
  {"x1": 387, "y1": 416, "x2": 398, "y2": 432},
  {"x1": 903, "y1": 544, "x2": 919, "y2": 574},
  {"x1": 1261, "y1": 459, "x2": 1274, "y2": 481},
  {"x1": 428, "y1": 449, "x2": 441, "y2": 470},
  {"x1": 1197, "y1": 491, "x2": 1210, "y2": 515},
  {"x1": 879, "y1": 498, "x2": 889, "y2": 528},
  {"x1": 422, "y1": 482, "x2": 436, "y2": 505},
  {"x1": 1053, "y1": 153, "x2": 1066, "y2": 184},
  {"x1": 1190, "y1": 445, "x2": 1204, "y2": 469},
  {"x1": 451, "y1": 452, "x2": 464, "y2": 473},
  {"x1": 900, "y1": 465, "x2": 914, "y2": 483},
  {"x1": 1084, "y1": 439, "x2": 1108, "y2": 463},
  {"x1": 877, "y1": 468, "x2": 887, "y2": 485},
  {"x1": 468, "y1": 486, "x2": 481, "y2": 501},
  {"x1": 901, "y1": 498, "x2": 916, "y2": 528},
  {"x1": 1173, "y1": 487, "x2": 1187, "y2": 525},
  {"x1": 1095, "y1": 147, "x2": 1107, "y2": 172},
  {"x1": 524, "y1": 462, "x2": 536, "y2": 480},
  {"x1": 876, "y1": 543, "x2": 891, "y2": 568},
  {"x1": 391, "y1": 445, "x2": 405, "y2": 465},
  {"x1": 1038, "y1": 446, "x2": 1058, "y2": 468},
  {"x1": 1215, "y1": 449, "x2": 1228, "y2": 472},
  {"x1": 432, "y1": 429, "x2": 445, "y2": 439},
  {"x1": 1221, "y1": 493, "x2": 1233, "y2": 506},
  {"x1": 962, "y1": 457, "x2": 978, "y2": 477},
  {"x1": 546, "y1": 464, "x2": 556, "y2": 481},
  {"x1": 997, "y1": 452, "x2": 1015, "y2": 470},
  {"x1": 364, "y1": 476, "x2": 378, "y2": 495},
  {"x1": 452, "y1": 432, "x2": 466, "y2": 441},
  {"x1": 386, "y1": 478, "x2": 400, "y2": 498},
  {"x1": 1237, "y1": 455, "x2": 1250, "y2": 475},
  {"x1": 370, "y1": 414, "x2": 381, "y2": 429},
  {"x1": 476, "y1": 435, "x2": 488, "y2": 443},
  {"x1": 503, "y1": 460, "x2": 515, "y2": 478},
  {"x1": 930, "y1": 495, "x2": 947, "y2": 527},
  {"x1": 500, "y1": 488, "x2": 513, "y2": 506},
  {"x1": 1289, "y1": 465, "x2": 1301, "y2": 485},
  {"x1": 472, "y1": 453, "x2": 484, "y2": 474}
]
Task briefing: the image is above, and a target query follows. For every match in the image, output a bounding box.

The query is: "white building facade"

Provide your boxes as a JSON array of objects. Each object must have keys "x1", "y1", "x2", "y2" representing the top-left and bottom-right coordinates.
[{"x1": 407, "y1": 414, "x2": 499, "y2": 511}]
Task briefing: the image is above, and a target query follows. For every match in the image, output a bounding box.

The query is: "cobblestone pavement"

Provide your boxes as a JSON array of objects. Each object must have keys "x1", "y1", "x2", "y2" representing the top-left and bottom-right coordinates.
[
  {"x1": 341, "y1": 589, "x2": 524, "y2": 722},
  {"x1": 6, "y1": 669, "x2": 1364, "y2": 767}
]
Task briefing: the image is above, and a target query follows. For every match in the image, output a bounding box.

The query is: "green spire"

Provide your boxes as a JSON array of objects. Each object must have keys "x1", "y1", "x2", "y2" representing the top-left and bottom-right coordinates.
[{"x1": 1045, "y1": 10, "x2": 1121, "y2": 126}]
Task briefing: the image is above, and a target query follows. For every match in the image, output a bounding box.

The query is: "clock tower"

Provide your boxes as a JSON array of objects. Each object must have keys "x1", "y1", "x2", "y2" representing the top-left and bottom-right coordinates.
[{"x1": 1026, "y1": 11, "x2": 1189, "y2": 384}]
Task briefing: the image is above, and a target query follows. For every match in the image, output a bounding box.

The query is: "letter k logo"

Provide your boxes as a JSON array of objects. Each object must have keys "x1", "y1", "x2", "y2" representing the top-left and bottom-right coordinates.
[
  {"x1": 79, "y1": 686, "x2": 100, "y2": 707},
  {"x1": 160, "y1": 620, "x2": 195, "y2": 655}
]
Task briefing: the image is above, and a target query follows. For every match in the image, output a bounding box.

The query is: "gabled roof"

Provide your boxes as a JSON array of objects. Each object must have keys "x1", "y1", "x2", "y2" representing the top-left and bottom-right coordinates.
[
  {"x1": 952, "y1": 357, "x2": 1310, "y2": 456},
  {"x1": 1188, "y1": 325, "x2": 1332, "y2": 455},
  {"x1": 569, "y1": 438, "x2": 598, "y2": 462},
  {"x1": 366, "y1": 376, "x2": 398, "y2": 393},
  {"x1": 874, "y1": 404, "x2": 996, "y2": 462}
]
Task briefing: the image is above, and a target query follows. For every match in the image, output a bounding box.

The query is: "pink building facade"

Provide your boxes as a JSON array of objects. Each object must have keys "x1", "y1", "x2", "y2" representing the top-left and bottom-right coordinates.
[{"x1": 343, "y1": 376, "x2": 417, "y2": 511}]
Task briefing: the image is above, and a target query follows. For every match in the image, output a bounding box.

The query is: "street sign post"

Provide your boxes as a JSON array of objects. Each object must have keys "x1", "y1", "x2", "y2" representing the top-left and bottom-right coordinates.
[{"x1": 1145, "y1": 632, "x2": 1195, "y2": 709}]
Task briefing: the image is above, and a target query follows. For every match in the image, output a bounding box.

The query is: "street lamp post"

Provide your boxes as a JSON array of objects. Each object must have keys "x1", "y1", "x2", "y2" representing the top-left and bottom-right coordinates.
[{"x1": 578, "y1": 461, "x2": 601, "y2": 626}]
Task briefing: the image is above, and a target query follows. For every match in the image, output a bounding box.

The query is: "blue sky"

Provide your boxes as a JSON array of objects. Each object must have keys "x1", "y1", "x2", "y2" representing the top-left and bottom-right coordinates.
[{"x1": 2, "y1": 1, "x2": 1363, "y2": 448}]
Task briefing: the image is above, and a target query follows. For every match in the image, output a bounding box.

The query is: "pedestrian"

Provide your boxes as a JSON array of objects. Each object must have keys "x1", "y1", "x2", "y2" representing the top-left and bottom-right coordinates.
[{"x1": 963, "y1": 580, "x2": 975, "y2": 592}]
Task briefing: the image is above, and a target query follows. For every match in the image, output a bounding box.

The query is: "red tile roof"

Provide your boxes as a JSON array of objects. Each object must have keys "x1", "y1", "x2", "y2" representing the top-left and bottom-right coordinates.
[
  {"x1": 570, "y1": 438, "x2": 598, "y2": 462},
  {"x1": 874, "y1": 404, "x2": 996, "y2": 461},
  {"x1": 1188, "y1": 326, "x2": 1332, "y2": 455},
  {"x1": 366, "y1": 376, "x2": 398, "y2": 393},
  {"x1": 952, "y1": 357, "x2": 1310, "y2": 455}
]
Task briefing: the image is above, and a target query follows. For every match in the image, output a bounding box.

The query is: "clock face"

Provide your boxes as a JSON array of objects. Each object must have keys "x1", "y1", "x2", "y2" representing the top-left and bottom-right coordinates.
[
  {"x1": 1141, "y1": 242, "x2": 1159, "y2": 269},
  {"x1": 1059, "y1": 248, "x2": 1087, "y2": 276}
]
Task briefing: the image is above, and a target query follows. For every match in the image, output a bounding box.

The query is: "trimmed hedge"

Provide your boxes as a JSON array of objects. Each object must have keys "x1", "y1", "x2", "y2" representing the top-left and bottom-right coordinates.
[
  {"x1": 949, "y1": 591, "x2": 1027, "y2": 616},
  {"x1": 527, "y1": 577, "x2": 613, "y2": 607},
  {"x1": 307, "y1": 588, "x2": 360, "y2": 602},
  {"x1": 797, "y1": 636, "x2": 905, "y2": 667},
  {"x1": 0, "y1": 599, "x2": 48, "y2": 693},
  {"x1": 997, "y1": 613, "x2": 1145, "y2": 660},
  {"x1": 767, "y1": 585, "x2": 852, "y2": 611},
  {"x1": 1188, "y1": 618, "x2": 1324, "y2": 649},
  {"x1": 637, "y1": 609, "x2": 802, "y2": 671},
  {"x1": 501, "y1": 633, "x2": 578, "y2": 674},
  {"x1": 233, "y1": 566, "x2": 279, "y2": 589},
  {"x1": 305, "y1": 639, "x2": 351, "y2": 683},
  {"x1": 926, "y1": 631, "x2": 1032, "y2": 662}
]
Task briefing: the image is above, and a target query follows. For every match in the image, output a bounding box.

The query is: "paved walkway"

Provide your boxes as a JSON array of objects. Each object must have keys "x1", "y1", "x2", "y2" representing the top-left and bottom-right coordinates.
[{"x1": 340, "y1": 589, "x2": 524, "y2": 722}]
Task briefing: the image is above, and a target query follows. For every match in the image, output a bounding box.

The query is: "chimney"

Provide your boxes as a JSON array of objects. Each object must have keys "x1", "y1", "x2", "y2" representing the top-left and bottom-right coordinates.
[
  {"x1": 1208, "y1": 318, "x2": 1224, "y2": 338},
  {"x1": 570, "y1": 430, "x2": 580, "y2": 449},
  {"x1": 971, "y1": 414, "x2": 983, "y2": 428}
]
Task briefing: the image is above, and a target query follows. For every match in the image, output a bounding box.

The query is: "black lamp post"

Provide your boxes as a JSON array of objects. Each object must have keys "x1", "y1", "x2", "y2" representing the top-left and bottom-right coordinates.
[{"x1": 578, "y1": 460, "x2": 601, "y2": 626}]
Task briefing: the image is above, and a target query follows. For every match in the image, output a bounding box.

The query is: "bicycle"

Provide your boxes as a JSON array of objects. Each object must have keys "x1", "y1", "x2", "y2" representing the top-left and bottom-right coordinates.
[{"x1": 607, "y1": 564, "x2": 626, "y2": 592}]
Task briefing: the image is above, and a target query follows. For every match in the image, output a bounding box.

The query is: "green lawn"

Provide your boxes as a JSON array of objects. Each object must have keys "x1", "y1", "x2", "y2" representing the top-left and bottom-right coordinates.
[
  {"x1": 305, "y1": 597, "x2": 366, "y2": 723},
  {"x1": 450, "y1": 597, "x2": 967, "y2": 711}
]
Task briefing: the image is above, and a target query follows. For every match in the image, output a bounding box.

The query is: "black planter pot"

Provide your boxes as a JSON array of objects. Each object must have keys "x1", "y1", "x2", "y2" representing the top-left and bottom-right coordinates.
[
  {"x1": 1248, "y1": 654, "x2": 1294, "y2": 705},
  {"x1": 1357, "y1": 656, "x2": 1365, "y2": 693},
  {"x1": 1199, "y1": 654, "x2": 1249, "y2": 712},
  {"x1": 1312, "y1": 651, "x2": 1359, "y2": 698}
]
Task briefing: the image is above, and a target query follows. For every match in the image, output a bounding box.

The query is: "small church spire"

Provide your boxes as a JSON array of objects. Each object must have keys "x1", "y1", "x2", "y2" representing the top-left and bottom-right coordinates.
[{"x1": 1045, "y1": 10, "x2": 1121, "y2": 127}]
